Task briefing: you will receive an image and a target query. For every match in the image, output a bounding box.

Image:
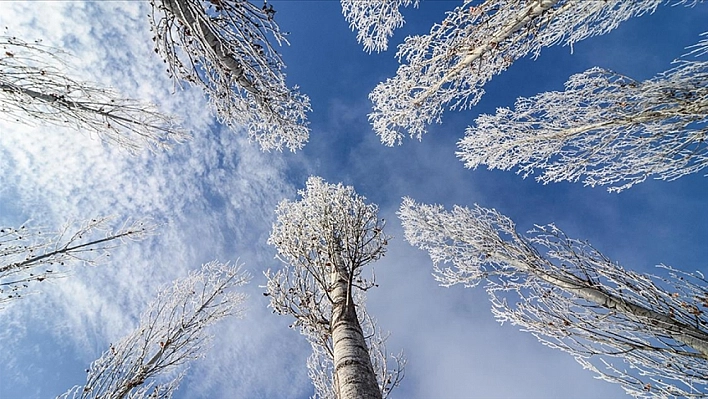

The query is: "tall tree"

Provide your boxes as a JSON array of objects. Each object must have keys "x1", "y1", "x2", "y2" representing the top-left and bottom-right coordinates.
[
  {"x1": 368, "y1": 0, "x2": 701, "y2": 146},
  {"x1": 149, "y1": 0, "x2": 311, "y2": 152},
  {"x1": 265, "y1": 177, "x2": 403, "y2": 399},
  {"x1": 340, "y1": 0, "x2": 419, "y2": 53},
  {"x1": 0, "y1": 35, "x2": 186, "y2": 153},
  {"x1": 0, "y1": 218, "x2": 154, "y2": 307},
  {"x1": 59, "y1": 261, "x2": 250, "y2": 399},
  {"x1": 457, "y1": 35, "x2": 708, "y2": 192},
  {"x1": 399, "y1": 197, "x2": 708, "y2": 398}
]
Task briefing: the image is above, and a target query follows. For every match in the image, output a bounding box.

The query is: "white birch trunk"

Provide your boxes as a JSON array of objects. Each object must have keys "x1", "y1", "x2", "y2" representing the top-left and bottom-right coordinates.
[
  {"x1": 329, "y1": 266, "x2": 382, "y2": 399},
  {"x1": 502, "y1": 256, "x2": 708, "y2": 358},
  {"x1": 160, "y1": 0, "x2": 258, "y2": 97}
]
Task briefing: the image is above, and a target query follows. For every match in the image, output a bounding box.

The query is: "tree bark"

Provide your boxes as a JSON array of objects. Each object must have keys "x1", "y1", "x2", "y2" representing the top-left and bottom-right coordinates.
[{"x1": 329, "y1": 266, "x2": 381, "y2": 399}]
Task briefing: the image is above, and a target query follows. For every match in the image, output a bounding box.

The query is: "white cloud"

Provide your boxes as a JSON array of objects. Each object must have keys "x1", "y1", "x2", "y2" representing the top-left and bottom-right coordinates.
[{"x1": 0, "y1": 2, "x2": 303, "y2": 398}]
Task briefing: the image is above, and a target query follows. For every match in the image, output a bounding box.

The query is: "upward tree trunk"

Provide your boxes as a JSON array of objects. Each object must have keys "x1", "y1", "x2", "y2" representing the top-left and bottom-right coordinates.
[
  {"x1": 160, "y1": 0, "x2": 259, "y2": 97},
  {"x1": 330, "y1": 267, "x2": 381, "y2": 399}
]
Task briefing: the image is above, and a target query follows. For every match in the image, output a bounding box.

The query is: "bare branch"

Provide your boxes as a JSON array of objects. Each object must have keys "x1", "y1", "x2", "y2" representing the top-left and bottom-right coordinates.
[
  {"x1": 0, "y1": 35, "x2": 187, "y2": 153},
  {"x1": 0, "y1": 217, "x2": 155, "y2": 307},
  {"x1": 59, "y1": 261, "x2": 250, "y2": 399}
]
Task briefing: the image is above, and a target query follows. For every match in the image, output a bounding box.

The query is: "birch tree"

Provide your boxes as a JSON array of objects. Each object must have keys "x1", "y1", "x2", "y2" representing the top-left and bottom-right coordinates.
[
  {"x1": 0, "y1": 35, "x2": 186, "y2": 153},
  {"x1": 264, "y1": 177, "x2": 403, "y2": 399},
  {"x1": 59, "y1": 260, "x2": 250, "y2": 399},
  {"x1": 458, "y1": 35, "x2": 708, "y2": 192},
  {"x1": 340, "y1": 0, "x2": 419, "y2": 53},
  {"x1": 368, "y1": 0, "x2": 701, "y2": 146},
  {"x1": 149, "y1": 0, "x2": 311, "y2": 152},
  {"x1": 0, "y1": 218, "x2": 154, "y2": 307},
  {"x1": 399, "y1": 197, "x2": 708, "y2": 398}
]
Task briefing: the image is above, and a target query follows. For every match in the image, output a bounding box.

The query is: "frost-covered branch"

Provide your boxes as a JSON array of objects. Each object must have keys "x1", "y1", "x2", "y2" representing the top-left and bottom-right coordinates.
[
  {"x1": 399, "y1": 197, "x2": 708, "y2": 398},
  {"x1": 0, "y1": 35, "x2": 187, "y2": 153},
  {"x1": 340, "y1": 0, "x2": 419, "y2": 53},
  {"x1": 369, "y1": 0, "x2": 701, "y2": 146},
  {"x1": 458, "y1": 34, "x2": 708, "y2": 192},
  {"x1": 150, "y1": 0, "x2": 311, "y2": 151},
  {"x1": 59, "y1": 261, "x2": 250, "y2": 399},
  {"x1": 0, "y1": 218, "x2": 154, "y2": 307},
  {"x1": 265, "y1": 177, "x2": 402, "y2": 399}
]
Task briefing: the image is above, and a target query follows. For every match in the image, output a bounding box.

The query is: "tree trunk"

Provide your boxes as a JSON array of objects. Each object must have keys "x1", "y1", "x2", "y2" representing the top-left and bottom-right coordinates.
[
  {"x1": 504, "y1": 256, "x2": 708, "y2": 358},
  {"x1": 329, "y1": 267, "x2": 381, "y2": 399},
  {"x1": 414, "y1": 0, "x2": 562, "y2": 105},
  {"x1": 160, "y1": 0, "x2": 258, "y2": 97}
]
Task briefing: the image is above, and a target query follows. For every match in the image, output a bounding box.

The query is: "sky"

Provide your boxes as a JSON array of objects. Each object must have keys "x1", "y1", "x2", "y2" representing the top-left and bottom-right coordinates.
[{"x1": 0, "y1": 1, "x2": 707, "y2": 398}]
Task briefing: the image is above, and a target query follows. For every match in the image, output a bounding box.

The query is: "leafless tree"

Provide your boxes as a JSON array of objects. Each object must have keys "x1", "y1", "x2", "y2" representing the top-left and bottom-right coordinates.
[
  {"x1": 340, "y1": 0, "x2": 419, "y2": 53},
  {"x1": 368, "y1": 0, "x2": 701, "y2": 146},
  {"x1": 399, "y1": 197, "x2": 708, "y2": 398},
  {"x1": 0, "y1": 218, "x2": 154, "y2": 307},
  {"x1": 264, "y1": 177, "x2": 403, "y2": 399},
  {"x1": 0, "y1": 35, "x2": 187, "y2": 153},
  {"x1": 59, "y1": 260, "x2": 250, "y2": 399},
  {"x1": 149, "y1": 0, "x2": 311, "y2": 152},
  {"x1": 457, "y1": 34, "x2": 708, "y2": 192}
]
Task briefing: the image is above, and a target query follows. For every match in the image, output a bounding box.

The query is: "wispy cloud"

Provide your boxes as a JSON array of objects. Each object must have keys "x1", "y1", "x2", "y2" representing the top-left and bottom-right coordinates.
[{"x1": 0, "y1": 2, "x2": 306, "y2": 398}]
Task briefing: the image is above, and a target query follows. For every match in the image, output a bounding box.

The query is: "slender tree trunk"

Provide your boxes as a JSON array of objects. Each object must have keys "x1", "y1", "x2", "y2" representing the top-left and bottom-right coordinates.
[
  {"x1": 329, "y1": 266, "x2": 381, "y2": 399},
  {"x1": 160, "y1": 0, "x2": 258, "y2": 96},
  {"x1": 414, "y1": 0, "x2": 562, "y2": 105},
  {"x1": 503, "y1": 256, "x2": 708, "y2": 358},
  {"x1": 0, "y1": 82, "x2": 142, "y2": 127}
]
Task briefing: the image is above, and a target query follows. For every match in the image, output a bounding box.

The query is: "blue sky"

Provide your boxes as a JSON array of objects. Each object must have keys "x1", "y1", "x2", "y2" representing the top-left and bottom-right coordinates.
[{"x1": 0, "y1": 1, "x2": 706, "y2": 398}]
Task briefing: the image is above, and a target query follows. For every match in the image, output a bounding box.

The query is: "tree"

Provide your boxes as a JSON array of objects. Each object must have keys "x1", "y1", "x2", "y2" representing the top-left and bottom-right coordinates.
[
  {"x1": 340, "y1": 0, "x2": 419, "y2": 53},
  {"x1": 59, "y1": 260, "x2": 250, "y2": 399},
  {"x1": 0, "y1": 35, "x2": 187, "y2": 153},
  {"x1": 149, "y1": 0, "x2": 311, "y2": 152},
  {"x1": 399, "y1": 197, "x2": 708, "y2": 398},
  {"x1": 368, "y1": 0, "x2": 702, "y2": 147},
  {"x1": 457, "y1": 35, "x2": 708, "y2": 192},
  {"x1": 0, "y1": 217, "x2": 154, "y2": 307},
  {"x1": 264, "y1": 177, "x2": 403, "y2": 399}
]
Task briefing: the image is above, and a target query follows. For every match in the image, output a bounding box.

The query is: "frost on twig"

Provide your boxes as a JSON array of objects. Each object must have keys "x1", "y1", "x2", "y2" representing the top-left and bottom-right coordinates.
[
  {"x1": 340, "y1": 0, "x2": 419, "y2": 53},
  {"x1": 150, "y1": 0, "x2": 310, "y2": 152},
  {"x1": 0, "y1": 34, "x2": 187, "y2": 153},
  {"x1": 368, "y1": 0, "x2": 696, "y2": 146},
  {"x1": 399, "y1": 197, "x2": 708, "y2": 398}
]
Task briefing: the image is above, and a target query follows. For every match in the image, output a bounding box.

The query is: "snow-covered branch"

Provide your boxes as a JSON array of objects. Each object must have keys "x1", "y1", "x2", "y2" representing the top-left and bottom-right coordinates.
[
  {"x1": 458, "y1": 35, "x2": 708, "y2": 192},
  {"x1": 369, "y1": 0, "x2": 699, "y2": 146},
  {"x1": 0, "y1": 35, "x2": 187, "y2": 153},
  {"x1": 340, "y1": 0, "x2": 419, "y2": 53},
  {"x1": 59, "y1": 261, "x2": 250, "y2": 399},
  {"x1": 265, "y1": 177, "x2": 401, "y2": 399},
  {"x1": 150, "y1": 0, "x2": 310, "y2": 151}
]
